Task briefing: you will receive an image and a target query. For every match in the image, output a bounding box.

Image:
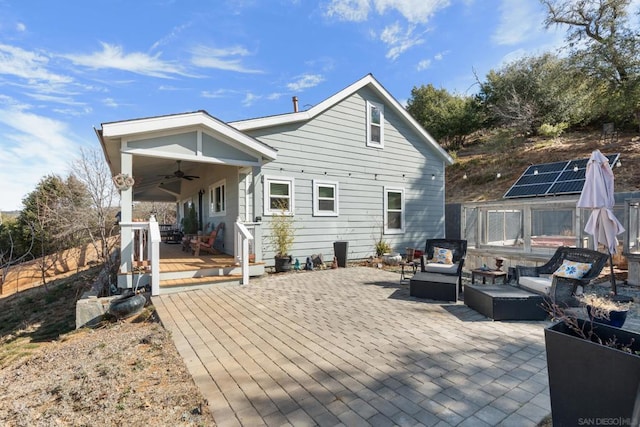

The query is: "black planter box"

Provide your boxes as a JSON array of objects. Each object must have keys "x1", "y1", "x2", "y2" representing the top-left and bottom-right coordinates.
[{"x1": 545, "y1": 319, "x2": 640, "y2": 426}]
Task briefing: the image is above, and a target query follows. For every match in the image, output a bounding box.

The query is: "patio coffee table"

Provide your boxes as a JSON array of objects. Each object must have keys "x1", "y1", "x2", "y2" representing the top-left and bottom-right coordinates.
[
  {"x1": 464, "y1": 284, "x2": 548, "y2": 320},
  {"x1": 410, "y1": 272, "x2": 459, "y2": 302},
  {"x1": 471, "y1": 268, "x2": 507, "y2": 285}
]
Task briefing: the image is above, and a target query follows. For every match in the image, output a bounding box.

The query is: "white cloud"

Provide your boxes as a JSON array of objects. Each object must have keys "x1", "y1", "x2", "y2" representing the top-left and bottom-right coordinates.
[
  {"x1": 16, "y1": 22, "x2": 26, "y2": 32},
  {"x1": 64, "y1": 42, "x2": 190, "y2": 78},
  {"x1": 325, "y1": 0, "x2": 371, "y2": 21},
  {"x1": 201, "y1": 88, "x2": 238, "y2": 98},
  {"x1": 374, "y1": 0, "x2": 450, "y2": 24},
  {"x1": 103, "y1": 98, "x2": 119, "y2": 108},
  {"x1": 190, "y1": 45, "x2": 263, "y2": 74},
  {"x1": 326, "y1": 0, "x2": 449, "y2": 23},
  {"x1": 492, "y1": 0, "x2": 544, "y2": 46},
  {"x1": 286, "y1": 74, "x2": 325, "y2": 91},
  {"x1": 380, "y1": 22, "x2": 424, "y2": 60},
  {"x1": 25, "y1": 92, "x2": 86, "y2": 106},
  {"x1": 417, "y1": 59, "x2": 431, "y2": 70},
  {"x1": 434, "y1": 52, "x2": 445, "y2": 60},
  {"x1": 0, "y1": 44, "x2": 73, "y2": 85},
  {"x1": 242, "y1": 92, "x2": 260, "y2": 106},
  {"x1": 0, "y1": 104, "x2": 80, "y2": 210}
]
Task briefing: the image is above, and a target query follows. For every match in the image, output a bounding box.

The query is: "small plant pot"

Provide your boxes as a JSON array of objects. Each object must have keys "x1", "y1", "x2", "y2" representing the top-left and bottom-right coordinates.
[
  {"x1": 274, "y1": 255, "x2": 293, "y2": 273},
  {"x1": 586, "y1": 305, "x2": 629, "y2": 328},
  {"x1": 382, "y1": 253, "x2": 402, "y2": 266}
]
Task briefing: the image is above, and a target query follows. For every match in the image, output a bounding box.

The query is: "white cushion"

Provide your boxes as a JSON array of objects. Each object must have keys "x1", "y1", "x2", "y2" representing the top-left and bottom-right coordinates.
[
  {"x1": 424, "y1": 262, "x2": 459, "y2": 275},
  {"x1": 518, "y1": 276, "x2": 551, "y2": 295}
]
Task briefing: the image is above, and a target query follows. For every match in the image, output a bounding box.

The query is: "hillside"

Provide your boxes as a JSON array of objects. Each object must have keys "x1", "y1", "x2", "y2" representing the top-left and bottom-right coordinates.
[{"x1": 445, "y1": 129, "x2": 640, "y2": 204}]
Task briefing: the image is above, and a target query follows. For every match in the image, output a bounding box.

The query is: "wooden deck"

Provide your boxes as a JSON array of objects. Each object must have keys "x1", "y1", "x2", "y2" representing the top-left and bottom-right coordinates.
[
  {"x1": 159, "y1": 242, "x2": 237, "y2": 273},
  {"x1": 157, "y1": 242, "x2": 265, "y2": 293}
]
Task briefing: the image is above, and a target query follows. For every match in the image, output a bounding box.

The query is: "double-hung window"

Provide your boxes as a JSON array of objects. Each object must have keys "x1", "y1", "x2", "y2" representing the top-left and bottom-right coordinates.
[
  {"x1": 313, "y1": 180, "x2": 339, "y2": 216},
  {"x1": 264, "y1": 176, "x2": 294, "y2": 215},
  {"x1": 384, "y1": 187, "x2": 404, "y2": 234},
  {"x1": 366, "y1": 100, "x2": 384, "y2": 148},
  {"x1": 209, "y1": 180, "x2": 226, "y2": 216}
]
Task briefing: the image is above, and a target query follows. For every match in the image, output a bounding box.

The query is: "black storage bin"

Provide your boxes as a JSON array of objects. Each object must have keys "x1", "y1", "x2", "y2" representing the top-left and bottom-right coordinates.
[{"x1": 333, "y1": 241, "x2": 348, "y2": 268}]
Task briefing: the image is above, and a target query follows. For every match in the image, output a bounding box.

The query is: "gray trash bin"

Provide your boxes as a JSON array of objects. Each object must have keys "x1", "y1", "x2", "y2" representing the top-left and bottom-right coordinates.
[{"x1": 333, "y1": 241, "x2": 348, "y2": 268}]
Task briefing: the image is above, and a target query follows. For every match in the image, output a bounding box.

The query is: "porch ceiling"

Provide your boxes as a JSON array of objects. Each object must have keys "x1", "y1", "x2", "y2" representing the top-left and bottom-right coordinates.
[{"x1": 96, "y1": 111, "x2": 278, "y2": 202}]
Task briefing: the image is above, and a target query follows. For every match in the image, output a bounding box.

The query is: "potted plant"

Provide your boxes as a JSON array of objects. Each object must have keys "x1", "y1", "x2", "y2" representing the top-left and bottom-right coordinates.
[
  {"x1": 544, "y1": 303, "x2": 640, "y2": 426},
  {"x1": 268, "y1": 206, "x2": 295, "y2": 273},
  {"x1": 181, "y1": 204, "x2": 198, "y2": 235},
  {"x1": 578, "y1": 293, "x2": 633, "y2": 328}
]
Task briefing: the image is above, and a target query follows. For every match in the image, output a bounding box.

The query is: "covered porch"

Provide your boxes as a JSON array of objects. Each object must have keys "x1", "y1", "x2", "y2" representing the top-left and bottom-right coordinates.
[{"x1": 96, "y1": 111, "x2": 278, "y2": 295}]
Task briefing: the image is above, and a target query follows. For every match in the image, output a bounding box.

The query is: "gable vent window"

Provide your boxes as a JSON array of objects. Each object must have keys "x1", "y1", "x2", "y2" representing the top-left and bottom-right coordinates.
[{"x1": 366, "y1": 100, "x2": 384, "y2": 148}]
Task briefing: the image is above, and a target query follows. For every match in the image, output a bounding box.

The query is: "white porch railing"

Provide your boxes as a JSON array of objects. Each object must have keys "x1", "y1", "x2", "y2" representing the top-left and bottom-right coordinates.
[
  {"x1": 118, "y1": 216, "x2": 161, "y2": 296},
  {"x1": 234, "y1": 220, "x2": 255, "y2": 285}
]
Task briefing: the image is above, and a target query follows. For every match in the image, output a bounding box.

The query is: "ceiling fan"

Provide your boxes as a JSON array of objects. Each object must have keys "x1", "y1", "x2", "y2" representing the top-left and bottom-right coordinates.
[{"x1": 159, "y1": 160, "x2": 200, "y2": 181}]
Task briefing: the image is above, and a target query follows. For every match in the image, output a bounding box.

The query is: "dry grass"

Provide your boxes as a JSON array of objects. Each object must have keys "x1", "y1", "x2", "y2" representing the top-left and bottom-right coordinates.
[
  {"x1": 447, "y1": 129, "x2": 640, "y2": 203},
  {"x1": 0, "y1": 266, "x2": 215, "y2": 426}
]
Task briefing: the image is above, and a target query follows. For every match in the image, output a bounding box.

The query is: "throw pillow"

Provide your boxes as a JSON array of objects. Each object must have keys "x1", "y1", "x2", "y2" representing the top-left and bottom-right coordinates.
[
  {"x1": 554, "y1": 260, "x2": 592, "y2": 279},
  {"x1": 433, "y1": 247, "x2": 454, "y2": 264}
]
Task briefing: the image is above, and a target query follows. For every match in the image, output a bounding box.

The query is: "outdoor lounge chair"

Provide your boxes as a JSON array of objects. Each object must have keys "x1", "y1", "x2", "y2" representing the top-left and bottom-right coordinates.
[
  {"x1": 191, "y1": 223, "x2": 224, "y2": 256},
  {"x1": 420, "y1": 239, "x2": 468, "y2": 292},
  {"x1": 515, "y1": 246, "x2": 609, "y2": 307}
]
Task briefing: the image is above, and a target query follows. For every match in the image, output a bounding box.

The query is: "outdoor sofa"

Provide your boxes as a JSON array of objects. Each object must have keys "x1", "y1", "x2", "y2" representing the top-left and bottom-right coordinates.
[
  {"x1": 514, "y1": 246, "x2": 609, "y2": 307},
  {"x1": 464, "y1": 246, "x2": 609, "y2": 320}
]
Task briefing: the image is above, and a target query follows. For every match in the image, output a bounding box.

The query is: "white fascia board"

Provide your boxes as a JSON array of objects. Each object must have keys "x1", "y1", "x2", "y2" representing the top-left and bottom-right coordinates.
[
  {"x1": 102, "y1": 111, "x2": 277, "y2": 162},
  {"x1": 230, "y1": 74, "x2": 454, "y2": 165}
]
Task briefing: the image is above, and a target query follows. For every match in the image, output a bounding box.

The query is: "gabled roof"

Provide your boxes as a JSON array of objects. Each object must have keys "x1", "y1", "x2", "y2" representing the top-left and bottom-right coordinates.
[
  {"x1": 99, "y1": 110, "x2": 277, "y2": 162},
  {"x1": 230, "y1": 73, "x2": 454, "y2": 165}
]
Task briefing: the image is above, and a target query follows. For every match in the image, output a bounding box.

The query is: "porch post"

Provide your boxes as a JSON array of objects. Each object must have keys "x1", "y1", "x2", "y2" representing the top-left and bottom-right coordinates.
[{"x1": 119, "y1": 150, "x2": 134, "y2": 288}]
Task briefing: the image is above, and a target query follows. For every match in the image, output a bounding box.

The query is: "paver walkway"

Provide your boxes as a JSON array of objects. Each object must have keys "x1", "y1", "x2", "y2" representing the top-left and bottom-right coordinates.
[{"x1": 153, "y1": 267, "x2": 551, "y2": 426}]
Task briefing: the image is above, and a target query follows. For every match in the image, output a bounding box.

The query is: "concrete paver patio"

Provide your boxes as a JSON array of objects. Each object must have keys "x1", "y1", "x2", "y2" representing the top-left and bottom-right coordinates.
[{"x1": 153, "y1": 267, "x2": 551, "y2": 426}]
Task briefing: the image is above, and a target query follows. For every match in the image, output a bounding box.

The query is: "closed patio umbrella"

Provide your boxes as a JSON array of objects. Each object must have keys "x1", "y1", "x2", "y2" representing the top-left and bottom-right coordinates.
[{"x1": 576, "y1": 149, "x2": 624, "y2": 294}]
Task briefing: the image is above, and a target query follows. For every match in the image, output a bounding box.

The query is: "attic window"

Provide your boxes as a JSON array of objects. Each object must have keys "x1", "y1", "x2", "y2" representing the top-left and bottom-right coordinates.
[{"x1": 366, "y1": 100, "x2": 384, "y2": 148}]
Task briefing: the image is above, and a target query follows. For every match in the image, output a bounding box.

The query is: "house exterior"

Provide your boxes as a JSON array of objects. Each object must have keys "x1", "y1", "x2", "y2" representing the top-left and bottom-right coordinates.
[{"x1": 97, "y1": 74, "x2": 454, "y2": 293}]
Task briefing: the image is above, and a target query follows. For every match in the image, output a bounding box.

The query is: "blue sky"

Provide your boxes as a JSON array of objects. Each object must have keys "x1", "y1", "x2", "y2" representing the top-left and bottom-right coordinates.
[{"x1": 0, "y1": 0, "x2": 570, "y2": 211}]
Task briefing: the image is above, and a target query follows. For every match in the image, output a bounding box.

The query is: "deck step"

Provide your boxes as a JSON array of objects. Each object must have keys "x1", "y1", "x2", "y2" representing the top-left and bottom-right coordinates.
[{"x1": 159, "y1": 275, "x2": 242, "y2": 294}]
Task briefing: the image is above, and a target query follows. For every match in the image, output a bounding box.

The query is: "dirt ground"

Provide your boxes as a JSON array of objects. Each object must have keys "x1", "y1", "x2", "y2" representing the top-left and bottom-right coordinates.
[
  {"x1": 446, "y1": 129, "x2": 640, "y2": 203},
  {"x1": 0, "y1": 263, "x2": 216, "y2": 427}
]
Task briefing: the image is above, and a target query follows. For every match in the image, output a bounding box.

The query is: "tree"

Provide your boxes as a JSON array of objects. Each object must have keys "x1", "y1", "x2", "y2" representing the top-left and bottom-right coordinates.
[
  {"x1": 18, "y1": 174, "x2": 90, "y2": 287},
  {"x1": 70, "y1": 147, "x2": 120, "y2": 276},
  {"x1": 541, "y1": 0, "x2": 640, "y2": 127},
  {"x1": 479, "y1": 53, "x2": 595, "y2": 133},
  {"x1": 406, "y1": 84, "x2": 483, "y2": 151}
]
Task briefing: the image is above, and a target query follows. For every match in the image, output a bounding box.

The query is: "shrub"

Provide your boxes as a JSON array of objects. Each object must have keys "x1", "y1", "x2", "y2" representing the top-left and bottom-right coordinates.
[{"x1": 538, "y1": 122, "x2": 568, "y2": 138}]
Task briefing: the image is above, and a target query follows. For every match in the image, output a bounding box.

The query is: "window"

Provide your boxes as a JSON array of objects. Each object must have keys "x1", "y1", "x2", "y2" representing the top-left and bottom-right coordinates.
[
  {"x1": 531, "y1": 208, "x2": 575, "y2": 248},
  {"x1": 264, "y1": 176, "x2": 294, "y2": 215},
  {"x1": 366, "y1": 100, "x2": 384, "y2": 148},
  {"x1": 209, "y1": 180, "x2": 226, "y2": 216},
  {"x1": 484, "y1": 209, "x2": 523, "y2": 246},
  {"x1": 384, "y1": 187, "x2": 404, "y2": 233},
  {"x1": 313, "y1": 180, "x2": 339, "y2": 216}
]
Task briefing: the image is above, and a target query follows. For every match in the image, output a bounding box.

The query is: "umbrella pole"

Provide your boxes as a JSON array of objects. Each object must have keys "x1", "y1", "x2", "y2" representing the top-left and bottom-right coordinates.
[{"x1": 608, "y1": 248, "x2": 617, "y2": 295}]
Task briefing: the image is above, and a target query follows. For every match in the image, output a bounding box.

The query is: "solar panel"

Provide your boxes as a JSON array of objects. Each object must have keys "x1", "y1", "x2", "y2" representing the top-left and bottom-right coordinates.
[{"x1": 503, "y1": 153, "x2": 620, "y2": 199}]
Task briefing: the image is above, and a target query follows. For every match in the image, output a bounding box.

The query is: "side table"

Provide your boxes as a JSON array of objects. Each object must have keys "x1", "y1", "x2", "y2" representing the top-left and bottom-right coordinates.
[
  {"x1": 471, "y1": 269, "x2": 507, "y2": 285},
  {"x1": 399, "y1": 261, "x2": 417, "y2": 283}
]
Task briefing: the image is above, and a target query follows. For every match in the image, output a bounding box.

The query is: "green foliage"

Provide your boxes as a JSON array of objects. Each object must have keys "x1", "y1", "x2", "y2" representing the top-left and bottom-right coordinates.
[
  {"x1": 375, "y1": 239, "x2": 391, "y2": 257},
  {"x1": 538, "y1": 122, "x2": 569, "y2": 138},
  {"x1": 479, "y1": 53, "x2": 594, "y2": 134},
  {"x1": 406, "y1": 84, "x2": 484, "y2": 150},
  {"x1": 541, "y1": 0, "x2": 640, "y2": 127},
  {"x1": 267, "y1": 201, "x2": 295, "y2": 257},
  {"x1": 181, "y1": 204, "x2": 198, "y2": 235}
]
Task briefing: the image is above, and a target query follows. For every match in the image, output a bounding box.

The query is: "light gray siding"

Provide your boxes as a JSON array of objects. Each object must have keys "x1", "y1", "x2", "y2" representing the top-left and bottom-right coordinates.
[{"x1": 247, "y1": 88, "x2": 446, "y2": 264}]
